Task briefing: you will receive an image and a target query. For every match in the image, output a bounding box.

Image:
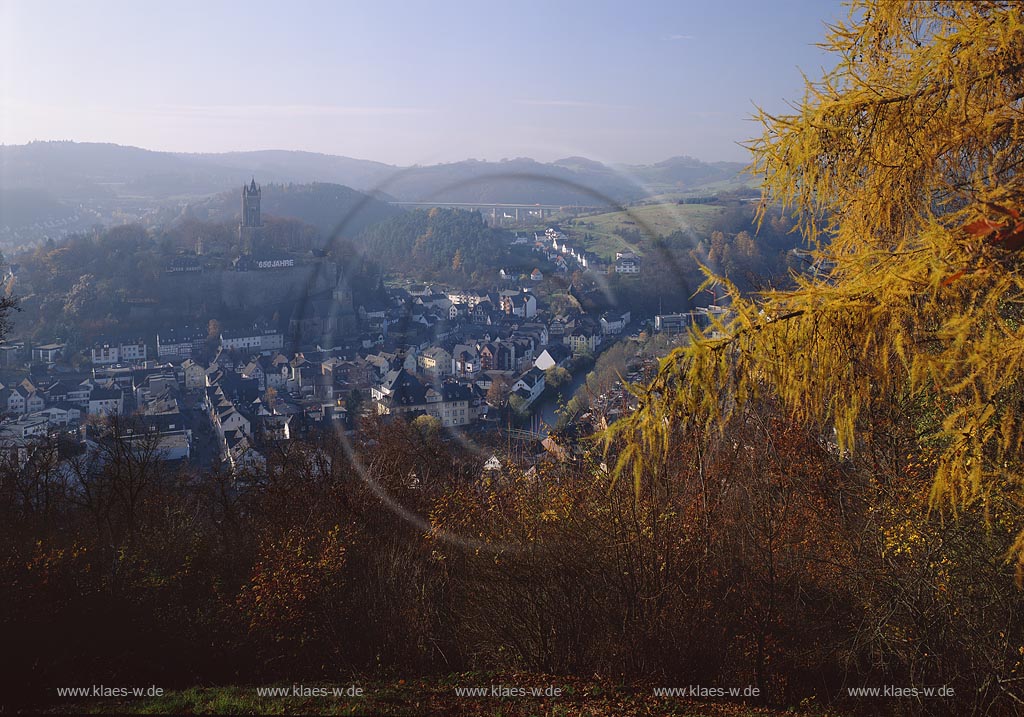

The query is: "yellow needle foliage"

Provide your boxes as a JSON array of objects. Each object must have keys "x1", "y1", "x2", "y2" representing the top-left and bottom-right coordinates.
[{"x1": 606, "y1": 1, "x2": 1024, "y2": 557}]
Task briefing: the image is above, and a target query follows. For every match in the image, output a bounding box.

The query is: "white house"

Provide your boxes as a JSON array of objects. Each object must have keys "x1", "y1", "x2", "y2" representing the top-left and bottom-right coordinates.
[
  {"x1": 449, "y1": 302, "x2": 470, "y2": 320},
  {"x1": 218, "y1": 407, "x2": 250, "y2": 436},
  {"x1": 94, "y1": 340, "x2": 148, "y2": 364},
  {"x1": 567, "y1": 328, "x2": 600, "y2": 356},
  {"x1": 68, "y1": 381, "x2": 93, "y2": 408},
  {"x1": 266, "y1": 356, "x2": 290, "y2": 389},
  {"x1": 418, "y1": 346, "x2": 452, "y2": 377},
  {"x1": 88, "y1": 386, "x2": 124, "y2": 416},
  {"x1": 91, "y1": 343, "x2": 120, "y2": 365},
  {"x1": 600, "y1": 310, "x2": 631, "y2": 336},
  {"x1": 501, "y1": 292, "x2": 537, "y2": 319},
  {"x1": 157, "y1": 328, "x2": 203, "y2": 358},
  {"x1": 119, "y1": 340, "x2": 148, "y2": 363},
  {"x1": 224, "y1": 430, "x2": 263, "y2": 472},
  {"x1": 181, "y1": 359, "x2": 207, "y2": 390},
  {"x1": 446, "y1": 290, "x2": 490, "y2": 310},
  {"x1": 534, "y1": 345, "x2": 572, "y2": 371},
  {"x1": 221, "y1": 326, "x2": 285, "y2": 354},
  {"x1": 3, "y1": 389, "x2": 21, "y2": 415},
  {"x1": 4, "y1": 385, "x2": 44, "y2": 414},
  {"x1": 31, "y1": 406, "x2": 81, "y2": 426},
  {"x1": 511, "y1": 366, "x2": 546, "y2": 406}
]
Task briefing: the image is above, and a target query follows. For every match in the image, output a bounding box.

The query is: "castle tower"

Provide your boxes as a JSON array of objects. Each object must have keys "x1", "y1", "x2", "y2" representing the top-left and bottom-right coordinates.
[
  {"x1": 333, "y1": 281, "x2": 358, "y2": 335},
  {"x1": 239, "y1": 177, "x2": 262, "y2": 254}
]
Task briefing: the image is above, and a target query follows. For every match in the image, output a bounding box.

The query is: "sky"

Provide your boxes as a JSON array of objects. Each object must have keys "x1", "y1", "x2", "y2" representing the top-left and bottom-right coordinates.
[{"x1": 0, "y1": 0, "x2": 847, "y2": 166}]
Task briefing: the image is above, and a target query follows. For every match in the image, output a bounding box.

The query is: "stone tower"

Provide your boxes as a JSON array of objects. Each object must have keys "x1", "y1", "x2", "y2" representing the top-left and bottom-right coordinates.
[
  {"x1": 333, "y1": 281, "x2": 358, "y2": 335},
  {"x1": 239, "y1": 177, "x2": 262, "y2": 254}
]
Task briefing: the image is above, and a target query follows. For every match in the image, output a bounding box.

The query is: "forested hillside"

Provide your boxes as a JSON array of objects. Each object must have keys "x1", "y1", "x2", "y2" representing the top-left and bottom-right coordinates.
[
  {"x1": 8, "y1": 216, "x2": 383, "y2": 343},
  {"x1": 354, "y1": 207, "x2": 511, "y2": 280}
]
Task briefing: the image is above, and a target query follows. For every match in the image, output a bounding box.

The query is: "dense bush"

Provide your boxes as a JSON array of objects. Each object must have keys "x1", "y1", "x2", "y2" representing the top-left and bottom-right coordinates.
[{"x1": 2, "y1": 406, "x2": 1022, "y2": 712}]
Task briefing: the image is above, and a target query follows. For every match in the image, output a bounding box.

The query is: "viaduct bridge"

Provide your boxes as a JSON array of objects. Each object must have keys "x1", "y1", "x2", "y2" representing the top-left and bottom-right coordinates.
[{"x1": 388, "y1": 201, "x2": 602, "y2": 226}]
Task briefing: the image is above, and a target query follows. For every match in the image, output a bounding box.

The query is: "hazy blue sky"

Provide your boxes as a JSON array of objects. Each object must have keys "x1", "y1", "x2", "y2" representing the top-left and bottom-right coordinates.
[{"x1": 1, "y1": 0, "x2": 847, "y2": 166}]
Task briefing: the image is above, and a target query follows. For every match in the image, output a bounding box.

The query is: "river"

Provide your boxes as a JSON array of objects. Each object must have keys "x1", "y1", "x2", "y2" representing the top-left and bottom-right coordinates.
[{"x1": 533, "y1": 363, "x2": 591, "y2": 434}]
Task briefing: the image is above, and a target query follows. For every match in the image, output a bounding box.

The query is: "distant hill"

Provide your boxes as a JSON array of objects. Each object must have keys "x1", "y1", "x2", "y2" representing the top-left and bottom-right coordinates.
[
  {"x1": 187, "y1": 150, "x2": 397, "y2": 193},
  {"x1": 552, "y1": 156, "x2": 611, "y2": 172},
  {"x1": 0, "y1": 142, "x2": 746, "y2": 247},
  {"x1": 376, "y1": 157, "x2": 643, "y2": 206},
  {"x1": 0, "y1": 141, "x2": 236, "y2": 201},
  {"x1": 1, "y1": 141, "x2": 744, "y2": 202},
  {"x1": 623, "y1": 155, "x2": 748, "y2": 189}
]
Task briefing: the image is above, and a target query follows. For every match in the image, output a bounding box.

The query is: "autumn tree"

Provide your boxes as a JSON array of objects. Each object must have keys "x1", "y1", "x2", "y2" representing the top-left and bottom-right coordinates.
[
  {"x1": 508, "y1": 393, "x2": 528, "y2": 417},
  {"x1": 206, "y1": 318, "x2": 222, "y2": 356},
  {"x1": 486, "y1": 375, "x2": 511, "y2": 406},
  {"x1": 0, "y1": 293, "x2": 18, "y2": 341},
  {"x1": 607, "y1": 1, "x2": 1024, "y2": 561},
  {"x1": 544, "y1": 365, "x2": 571, "y2": 390},
  {"x1": 411, "y1": 414, "x2": 442, "y2": 439}
]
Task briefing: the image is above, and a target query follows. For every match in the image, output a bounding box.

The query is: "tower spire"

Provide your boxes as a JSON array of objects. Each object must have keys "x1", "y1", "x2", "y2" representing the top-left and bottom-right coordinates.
[{"x1": 240, "y1": 177, "x2": 262, "y2": 255}]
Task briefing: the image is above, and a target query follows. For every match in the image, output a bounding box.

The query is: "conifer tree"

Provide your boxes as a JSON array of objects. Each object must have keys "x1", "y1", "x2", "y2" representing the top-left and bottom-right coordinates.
[{"x1": 607, "y1": 0, "x2": 1024, "y2": 562}]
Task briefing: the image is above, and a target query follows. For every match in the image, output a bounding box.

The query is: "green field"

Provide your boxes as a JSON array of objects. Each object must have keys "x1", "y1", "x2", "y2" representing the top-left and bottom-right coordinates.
[
  {"x1": 37, "y1": 674, "x2": 842, "y2": 716},
  {"x1": 642, "y1": 175, "x2": 761, "y2": 203},
  {"x1": 568, "y1": 203, "x2": 727, "y2": 260}
]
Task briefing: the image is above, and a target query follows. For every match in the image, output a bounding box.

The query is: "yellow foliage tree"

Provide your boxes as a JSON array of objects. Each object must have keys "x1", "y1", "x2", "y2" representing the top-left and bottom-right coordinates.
[{"x1": 607, "y1": 1, "x2": 1024, "y2": 564}]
